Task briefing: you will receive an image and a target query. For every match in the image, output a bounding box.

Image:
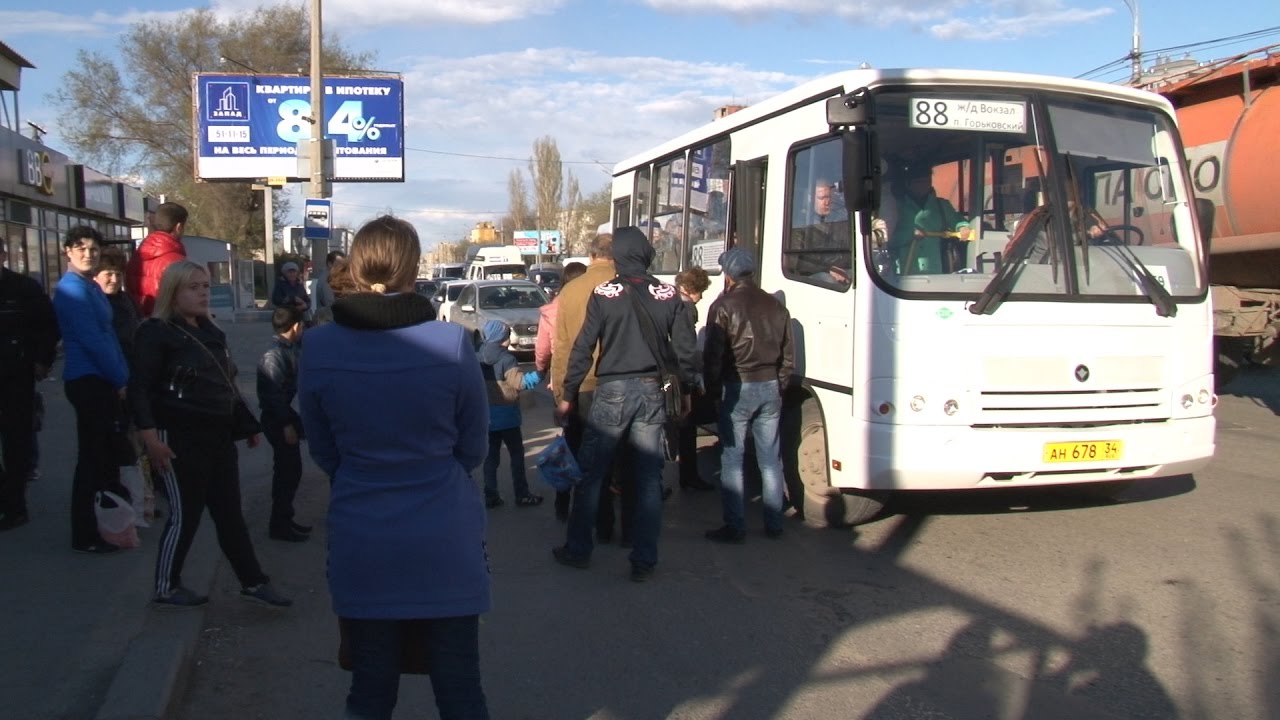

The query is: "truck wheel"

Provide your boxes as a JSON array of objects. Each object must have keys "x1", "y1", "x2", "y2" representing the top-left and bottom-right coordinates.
[
  {"x1": 787, "y1": 399, "x2": 886, "y2": 527},
  {"x1": 1215, "y1": 337, "x2": 1247, "y2": 390}
]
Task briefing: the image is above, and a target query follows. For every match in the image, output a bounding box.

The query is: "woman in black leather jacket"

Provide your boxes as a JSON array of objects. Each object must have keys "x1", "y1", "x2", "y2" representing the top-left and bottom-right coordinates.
[{"x1": 130, "y1": 260, "x2": 291, "y2": 609}]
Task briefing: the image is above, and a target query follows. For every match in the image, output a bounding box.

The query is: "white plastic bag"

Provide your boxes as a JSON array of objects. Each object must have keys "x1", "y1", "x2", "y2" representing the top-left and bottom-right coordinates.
[
  {"x1": 119, "y1": 466, "x2": 149, "y2": 528},
  {"x1": 95, "y1": 490, "x2": 141, "y2": 548}
]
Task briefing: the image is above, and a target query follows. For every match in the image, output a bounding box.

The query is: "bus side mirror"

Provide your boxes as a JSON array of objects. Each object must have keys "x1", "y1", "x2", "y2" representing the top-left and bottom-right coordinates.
[
  {"x1": 1194, "y1": 197, "x2": 1215, "y2": 252},
  {"x1": 841, "y1": 130, "x2": 880, "y2": 213},
  {"x1": 826, "y1": 88, "x2": 874, "y2": 127}
]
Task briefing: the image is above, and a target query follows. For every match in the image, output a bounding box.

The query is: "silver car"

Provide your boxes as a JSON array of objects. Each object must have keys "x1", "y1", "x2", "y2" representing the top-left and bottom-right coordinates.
[{"x1": 448, "y1": 280, "x2": 549, "y2": 356}]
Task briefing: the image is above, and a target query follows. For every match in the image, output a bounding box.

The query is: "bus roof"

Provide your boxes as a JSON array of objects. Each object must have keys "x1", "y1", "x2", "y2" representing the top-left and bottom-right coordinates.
[{"x1": 611, "y1": 67, "x2": 1175, "y2": 176}]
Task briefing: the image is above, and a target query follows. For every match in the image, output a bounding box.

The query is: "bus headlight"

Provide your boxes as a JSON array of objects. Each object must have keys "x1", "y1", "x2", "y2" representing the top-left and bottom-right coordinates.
[
  {"x1": 910, "y1": 395, "x2": 926, "y2": 412},
  {"x1": 877, "y1": 402, "x2": 894, "y2": 416},
  {"x1": 1180, "y1": 394, "x2": 1194, "y2": 410},
  {"x1": 943, "y1": 399, "x2": 960, "y2": 416},
  {"x1": 1198, "y1": 389, "x2": 1211, "y2": 405}
]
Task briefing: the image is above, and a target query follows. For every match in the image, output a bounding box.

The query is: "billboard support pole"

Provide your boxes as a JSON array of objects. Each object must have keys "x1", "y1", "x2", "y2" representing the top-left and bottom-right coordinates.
[
  {"x1": 252, "y1": 183, "x2": 275, "y2": 304},
  {"x1": 308, "y1": 0, "x2": 327, "y2": 201}
]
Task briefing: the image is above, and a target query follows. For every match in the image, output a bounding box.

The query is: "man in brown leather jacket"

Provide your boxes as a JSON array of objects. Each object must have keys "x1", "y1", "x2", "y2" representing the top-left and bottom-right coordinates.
[{"x1": 703, "y1": 247, "x2": 794, "y2": 543}]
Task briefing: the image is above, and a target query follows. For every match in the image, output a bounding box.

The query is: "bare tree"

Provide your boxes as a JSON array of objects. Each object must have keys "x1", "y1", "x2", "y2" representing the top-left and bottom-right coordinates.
[
  {"x1": 561, "y1": 172, "x2": 587, "y2": 255},
  {"x1": 506, "y1": 169, "x2": 531, "y2": 234},
  {"x1": 50, "y1": 6, "x2": 372, "y2": 255},
  {"x1": 529, "y1": 136, "x2": 563, "y2": 233}
]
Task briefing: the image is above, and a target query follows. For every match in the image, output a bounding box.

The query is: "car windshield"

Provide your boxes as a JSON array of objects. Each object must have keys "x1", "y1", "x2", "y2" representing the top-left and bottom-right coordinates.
[{"x1": 478, "y1": 285, "x2": 547, "y2": 309}]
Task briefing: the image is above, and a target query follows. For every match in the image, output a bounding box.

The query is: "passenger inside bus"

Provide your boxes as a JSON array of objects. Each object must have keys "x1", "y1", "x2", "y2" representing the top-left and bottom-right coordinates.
[
  {"x1": 887, "y1": 164, "x2": 973, "y2": 275},
  {"x1": 789, "y1": 178, "x2": 853, "y2": 286}
]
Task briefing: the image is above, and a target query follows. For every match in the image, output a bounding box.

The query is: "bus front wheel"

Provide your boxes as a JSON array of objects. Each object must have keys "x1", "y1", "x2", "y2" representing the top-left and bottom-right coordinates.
[{"x1": 789, "y1": 398, "x2": 886, "y2": 527}]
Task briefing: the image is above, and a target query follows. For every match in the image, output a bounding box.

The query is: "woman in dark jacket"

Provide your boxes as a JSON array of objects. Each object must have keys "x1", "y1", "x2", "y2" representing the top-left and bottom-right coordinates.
[{"x1": 131, "y1": 260, "x2": 291, "y2": 609}]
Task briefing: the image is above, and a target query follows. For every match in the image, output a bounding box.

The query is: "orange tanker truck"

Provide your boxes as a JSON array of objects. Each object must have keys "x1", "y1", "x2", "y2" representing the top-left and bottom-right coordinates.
[{"x1": 1145, "y1": 47, "x2": 1280, "y2": 385}]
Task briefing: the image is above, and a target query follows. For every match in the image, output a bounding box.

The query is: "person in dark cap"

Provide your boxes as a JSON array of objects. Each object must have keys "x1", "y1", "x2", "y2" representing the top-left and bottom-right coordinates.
[
  {"x1": 271, "y1": 261, "x2": 311, "y2": 316},
  {"x1": 703, "y1": 246, "x2": 795, "y2": 543},
  {"x1": 553, "y1": 226, "x2": 697, "y2": 582}
]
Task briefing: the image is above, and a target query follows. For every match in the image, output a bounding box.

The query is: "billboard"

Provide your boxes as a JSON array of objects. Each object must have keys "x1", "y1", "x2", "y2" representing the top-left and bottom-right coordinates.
[
  {"x1": 193, "y1": 73, "x2": 404, "y2": 182},
  {"x1": 512, "y1": 230, "x2": 561, "y2": 256},
  {"x1": 512, "y1": 230, "x2": 540, "y2": 255}
]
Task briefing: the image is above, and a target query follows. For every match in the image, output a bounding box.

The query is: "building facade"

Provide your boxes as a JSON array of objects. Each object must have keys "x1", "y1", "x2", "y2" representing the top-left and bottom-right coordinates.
[{"x1": 1, "y1": 41, "x2": 151, "y2": 293}]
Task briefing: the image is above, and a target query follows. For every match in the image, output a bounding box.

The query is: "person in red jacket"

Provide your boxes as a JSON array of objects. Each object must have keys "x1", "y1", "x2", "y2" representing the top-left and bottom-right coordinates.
[{"x1": 126, "y1": 202, "x2": 188, "y2": 316}]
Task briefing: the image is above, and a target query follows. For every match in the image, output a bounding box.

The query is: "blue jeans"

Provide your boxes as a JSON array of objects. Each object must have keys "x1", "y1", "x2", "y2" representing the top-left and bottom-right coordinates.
[
  {"x1": 342, "y1": 615, "x2": 488, "y2": 720},
  {"x1": 718, "y1": 381, "x2": 785, "y2": 533},
  {"x1": 566, "y1": 377, "x2": 666, "y2": 569},
  {"x1": 483, "y1": 426, "x2": 529, "y2": 501}
]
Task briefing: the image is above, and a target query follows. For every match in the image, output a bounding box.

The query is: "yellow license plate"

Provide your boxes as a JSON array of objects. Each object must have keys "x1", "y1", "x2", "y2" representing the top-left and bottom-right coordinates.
[{"x1": 1043, "y1": 440, "x2": 1123, "y2": 463}]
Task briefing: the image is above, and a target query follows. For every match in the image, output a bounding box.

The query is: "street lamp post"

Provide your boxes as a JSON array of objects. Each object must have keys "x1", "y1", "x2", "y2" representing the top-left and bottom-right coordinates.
[{"x1": 1121, "y1": 0, "x2": 1142, "y2": 83}]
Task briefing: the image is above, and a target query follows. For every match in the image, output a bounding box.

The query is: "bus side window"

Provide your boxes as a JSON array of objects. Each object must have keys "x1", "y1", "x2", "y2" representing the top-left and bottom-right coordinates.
[{"x1": 784, "y1": 139, "x2": 852, "y2": 290}]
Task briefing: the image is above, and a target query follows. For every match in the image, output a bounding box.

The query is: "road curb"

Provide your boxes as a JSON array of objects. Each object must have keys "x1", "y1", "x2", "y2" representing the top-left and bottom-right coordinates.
[{"x1": 94, "y1": 522, "x2": 220, "y2": 720}]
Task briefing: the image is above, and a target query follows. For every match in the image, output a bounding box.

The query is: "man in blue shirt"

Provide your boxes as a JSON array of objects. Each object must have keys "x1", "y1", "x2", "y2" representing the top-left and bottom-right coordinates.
[{"x1": 52, "y1": 226, "x2": 130, "y2": 554}]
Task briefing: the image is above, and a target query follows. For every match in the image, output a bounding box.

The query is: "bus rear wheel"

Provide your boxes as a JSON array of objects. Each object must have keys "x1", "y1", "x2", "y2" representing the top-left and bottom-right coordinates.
[{"x1": 790, "y1": 399, "x2": 886, "y2": 527}]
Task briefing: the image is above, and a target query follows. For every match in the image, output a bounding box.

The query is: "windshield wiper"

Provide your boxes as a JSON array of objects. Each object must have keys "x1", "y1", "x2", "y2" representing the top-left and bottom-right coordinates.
[
  {"x1": 969, "y1": 207, "x2": 1051, "y2": 315},
  {"x1": 1101, "y1": 244, "x2": 1176, "y2": 317}
]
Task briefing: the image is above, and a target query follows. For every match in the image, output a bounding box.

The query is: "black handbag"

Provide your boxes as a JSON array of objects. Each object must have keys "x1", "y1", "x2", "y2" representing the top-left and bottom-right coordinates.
[
  {"x1": 173, "y1": 323, "x2": 262, "y2": 441},
  {"x1": 624, "y1": 285, "x2": 682, "y2": 461},
  {"x1": 338, "y1": 618, "x2": 431, "y2": 675}
]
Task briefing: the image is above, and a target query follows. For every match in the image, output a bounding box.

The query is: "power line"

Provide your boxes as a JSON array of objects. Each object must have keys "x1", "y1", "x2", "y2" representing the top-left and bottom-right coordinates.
[
  {"x1": 1078, "y1": 25, "x2": 1280, "y2": 80},
  {"x1": 329, "y1": 199, "x2": 506, "y2": 215},
  {"x1": 403, "y1": 145, "x2": 615, "y2": 166}
]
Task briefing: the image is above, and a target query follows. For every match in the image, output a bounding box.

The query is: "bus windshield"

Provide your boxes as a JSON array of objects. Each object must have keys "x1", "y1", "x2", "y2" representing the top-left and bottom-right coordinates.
[{"x1": 864, "y1": 89, "x2": 1204, "y2": 305}]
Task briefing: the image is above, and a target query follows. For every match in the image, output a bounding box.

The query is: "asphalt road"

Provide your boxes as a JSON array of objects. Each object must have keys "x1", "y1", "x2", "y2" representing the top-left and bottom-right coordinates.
[{"x1": 174, "y1": 367, "x2": 1280, "y2": 720}]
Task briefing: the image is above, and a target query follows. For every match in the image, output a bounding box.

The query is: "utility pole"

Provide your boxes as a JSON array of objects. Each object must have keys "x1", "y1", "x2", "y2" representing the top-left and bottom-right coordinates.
[
  {"x1": 309, "y1": 0, "x2": 327, "y2": 200},
  {"x1": 1122, "y1": 0, "x2": 1142, "y2": 84}
]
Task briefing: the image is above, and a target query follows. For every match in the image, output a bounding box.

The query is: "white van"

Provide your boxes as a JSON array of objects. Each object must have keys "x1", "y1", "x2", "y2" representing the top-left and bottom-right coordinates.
[{"x1": 465, "y1": 246, "x2": 527, "y2": 280}]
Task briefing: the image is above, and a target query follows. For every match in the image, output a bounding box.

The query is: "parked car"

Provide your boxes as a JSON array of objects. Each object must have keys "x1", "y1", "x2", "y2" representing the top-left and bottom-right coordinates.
[
  {"x1": 527, "y1": 263, "x2": 562, "y2": 298},
  {"x1": 414, "y1": 278, "x2": 439, "y2": 297},
  {"x1": 448, "y1": 279, "x2": 549, "y2": 356},
  {"x1": 431, "y1": 280, "x2": 469, "y2": 322}
]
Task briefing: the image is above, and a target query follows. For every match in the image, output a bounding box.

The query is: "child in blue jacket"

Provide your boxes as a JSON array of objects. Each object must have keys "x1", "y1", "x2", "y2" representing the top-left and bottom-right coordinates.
[{"x1": 477, "y1": 320, "x2": 542, "y2": 508}]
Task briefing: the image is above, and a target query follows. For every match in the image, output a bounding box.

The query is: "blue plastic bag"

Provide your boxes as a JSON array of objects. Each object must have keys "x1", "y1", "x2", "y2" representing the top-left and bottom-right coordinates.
[{"x1": 535, "y1": 435, "x2": 582, "y2": 492}]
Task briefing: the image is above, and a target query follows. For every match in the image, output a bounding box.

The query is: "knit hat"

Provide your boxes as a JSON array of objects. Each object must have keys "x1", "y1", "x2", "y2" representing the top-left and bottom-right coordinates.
[
  {"x1": 482, "y1": 319, "x2": 510, "y2": 344},
  {"x1": 280, "y1": 261, "x2": 300, "y2": 273},
  {"x1": 718, "y1": 247, "x2": 756, "y2": 280}
]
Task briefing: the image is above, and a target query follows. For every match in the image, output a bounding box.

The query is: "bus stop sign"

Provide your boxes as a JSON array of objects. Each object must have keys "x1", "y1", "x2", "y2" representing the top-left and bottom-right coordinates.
[{"x1": 304, "y1": 198, "x2": 332, "y2": 241}]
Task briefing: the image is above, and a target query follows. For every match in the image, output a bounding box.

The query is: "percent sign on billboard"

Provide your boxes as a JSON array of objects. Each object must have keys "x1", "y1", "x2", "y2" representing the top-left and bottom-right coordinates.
[{"x1": 194, "y1": 73, "x2": 405, "y2": 182}]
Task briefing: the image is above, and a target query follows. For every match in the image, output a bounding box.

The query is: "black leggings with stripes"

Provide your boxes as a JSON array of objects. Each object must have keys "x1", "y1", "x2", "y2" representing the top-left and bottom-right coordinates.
[{"x1": 153, "y1": 427, "x2": 269, "y2": 596}]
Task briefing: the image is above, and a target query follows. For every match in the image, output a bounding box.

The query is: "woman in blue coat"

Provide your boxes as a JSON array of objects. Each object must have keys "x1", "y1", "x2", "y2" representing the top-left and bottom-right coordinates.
[{"x1": 299, "y1": 215, "x2": 491, "y2": 720}]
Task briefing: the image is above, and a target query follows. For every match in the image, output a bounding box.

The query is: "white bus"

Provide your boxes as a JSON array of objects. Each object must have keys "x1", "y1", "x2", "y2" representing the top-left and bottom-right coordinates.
[{"x1": 610, "y1": 68, "x2": 1216, "y2": 525}]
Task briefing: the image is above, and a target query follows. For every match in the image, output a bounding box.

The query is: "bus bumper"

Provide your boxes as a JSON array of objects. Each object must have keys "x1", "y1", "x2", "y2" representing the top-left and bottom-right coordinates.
[{"x1": 847, "y1": 415, "x2": 1216, "y2": 491}]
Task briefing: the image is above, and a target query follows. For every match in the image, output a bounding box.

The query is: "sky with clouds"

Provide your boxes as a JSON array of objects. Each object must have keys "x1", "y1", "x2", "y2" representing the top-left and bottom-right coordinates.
[{"x1": 2, "y1": 0, "x2": 1277, "y2": 247}]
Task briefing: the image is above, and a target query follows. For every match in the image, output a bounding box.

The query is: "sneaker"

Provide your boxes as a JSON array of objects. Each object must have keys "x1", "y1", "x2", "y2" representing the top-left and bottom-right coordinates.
[
  {"x1": 629, "y1": 564, "x2": 655, "y2": 583},
  {"x1": 73, "y1": 542, "x2": 121, "y2": 555},
  {"x1": 240, "y1": 582, "x2": 293, "y2": 608},
  {"x1": 290, "y1": 521, "x2": 313, "y2": 534},
  {"x1": 485, "y1": 496, "x2": 505, "y2": 509},
  {"x1": 0, "y1": 511, "x2": 30, "y2": 532},
  {"x1": 551, "y1": 545, "x2": 590, "y2": 569},
  {"x1": 764, "y1": 527, "x2": 785, "y2": 540},
  {"x1": 704, "y1": 525, "x2": 746, "y2": 545},
  {"x1": 152, "y1": 586, "x2": 209, "y2": 608},
  {"x1": 268, "y1": 527, "x2": 309, "y2": 542}
]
